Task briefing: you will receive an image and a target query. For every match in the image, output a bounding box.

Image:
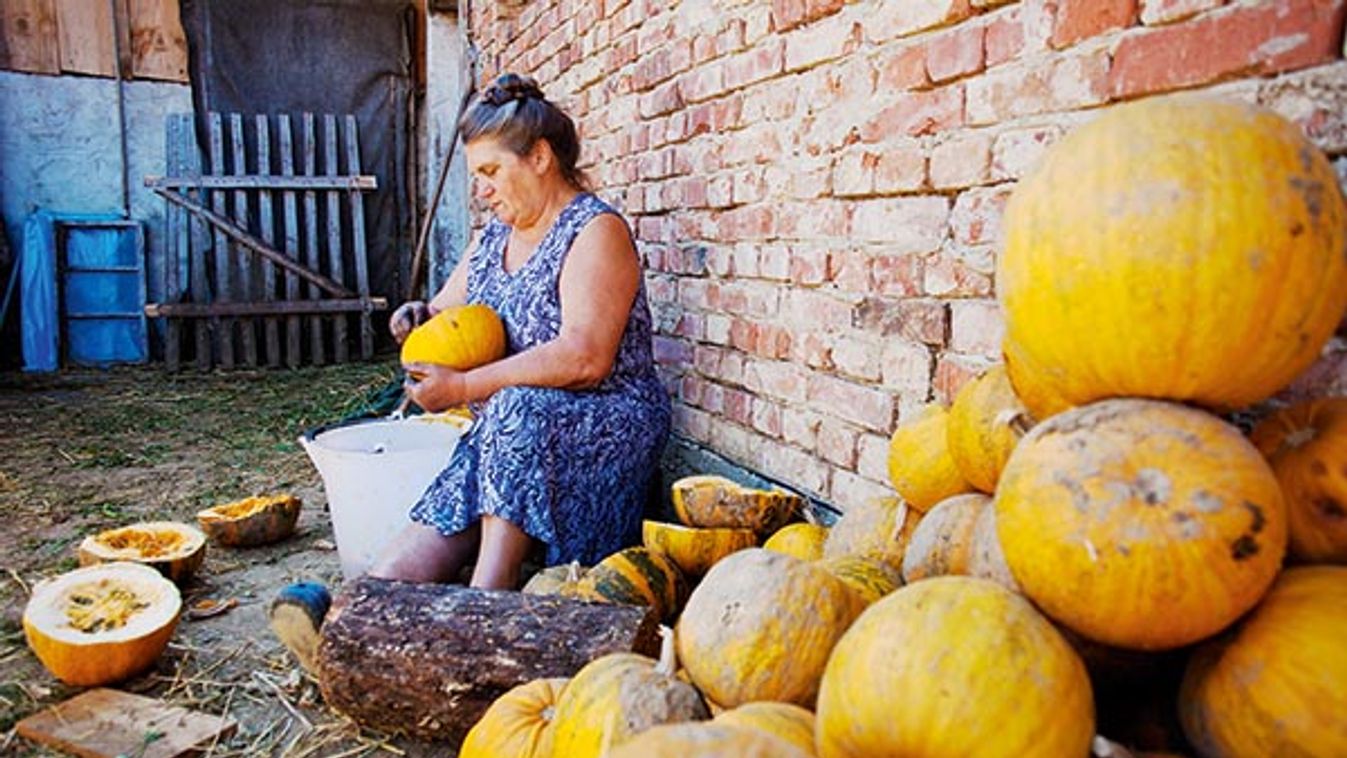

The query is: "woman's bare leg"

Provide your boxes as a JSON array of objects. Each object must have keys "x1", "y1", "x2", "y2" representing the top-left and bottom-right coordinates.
[
  {"x1": 470, "y1": 516, "x2": 535, "y2": 590},
  {"x1": 368, "y1": 521, "x2": 480, "y2": 583}
]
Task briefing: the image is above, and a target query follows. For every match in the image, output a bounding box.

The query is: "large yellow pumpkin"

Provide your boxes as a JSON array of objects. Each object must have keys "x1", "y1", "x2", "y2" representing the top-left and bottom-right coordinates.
[
  {"x1": 999, "y1": 95, "x2": 1347, "y2": 419},
  {"x1": 608, "y1": 722, "x2": 812, "y2": 758},
  {"x1": 900, "y1": 492, "x2": 990, "y2": 583},
  {"x1": 671, "y1": 475, "x2": 803, "y2": 536},
  {"x1": 821, "y1": 496, "x2": 921, "y2": 572},
  {"x1": 77, "y1": 521, "x2": 207, "y2": 585},
  {"x1": 459, "y1": 677, "x2": 566, "y2": 758},
  {"x1": 400, "y1": 303, "x2": 507, "y2": 370},
  {"x1": 568, "y1": 547, "x2": 687, "y2": 623},
  {"x1": 642, "y1": 520, "x2": 757, "y2": 578},
  {"x1": 713, "y1": 702, "x2": 816, "y2": 756},
  {"x1": 549, "y1": 628, "x2": 709, "y2": 757},
  {"x1": 676, "y1": 549, "x2": 867, "y2": 708},
  {"x1": 1180, "y1": 566, "x2": 1347, "y2": 758},
  {"x1": 887, "y1": 404, "x2": 976, "y2": 511},
  {"x1": 947, "y1": 365, "x2": 1034, "y2": 492},
  {"x1": 817, "y1": 577, "x2": 1094, "y2": 758},
  {"x1": 1249, "y1": 397, "x2": 1347, "y2": 563},
  {"x1": 23, "y1": 562, "x2": 182, "y2": 686},
  {"x1": 997, "y1": 399, "x2": 1287, "y2": 650}
]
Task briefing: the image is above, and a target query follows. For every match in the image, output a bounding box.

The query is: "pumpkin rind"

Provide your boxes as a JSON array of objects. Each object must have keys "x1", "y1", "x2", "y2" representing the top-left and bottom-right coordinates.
[
  {"x1": 676, "y1": 549, "x2": 868, "y2": 708},
  {"x1": 609, "y1": 723, "x2": 812, "y2": 758},
  {"x1": 77, "y1": 521, "x2": 207, "y2": 585},
  {"x1": 887, "y1": 404, "x2": 976, "y2": 511},
  {"x1": 900, "y1": 492, "x2": 990, "y2": 583},
  {"x1": 23, "y1": 562, "x2": 182, "y2": 687},
  {"x1": 947, "y1": 365, "x2": 1034, "y2": 493},
  {"x1": 196, "y1": 494, "x2": 301, "y2": 547},
  {"x1": 399, "y1": 303, "x2": 507, "y2": 371},
  {"x1": 816, "y1": 577, "x2": 1094, "y2": 758},
  {"x1": 821, "y1": 496, "x2": 921, "y2": 572},
  {"x1": 965, "y1": 502, "x2": 1021, "y2": 593},
  {"x1": 670, "y1": 475, "x2": 803, "y2": 536},
  {"x1": 459, "y1": 677, "x2": 567, "y2": 758},
  {"x1": 713, "y1": 702, "x2": 817, "y2": 756},
  {"x1": 642, "y1": 520, "x2": 757, "y2": 577},
  {"x1": 569, "y1": 547, "x2": 688, "y2": 623},
  {"x1": 1180, "y1": 566, "x2": 1347, "y2": 758},
  {"x1": 549, "y1": 629, "x2": 709, "y2": 757},
  {"x1": 996, "y1": 399, "x2": 1287, "y2": 650},
  {"x1": 815, "y1": 554, "x2": 903, "y2": 606},
  {"x1": 521, "y1": 561, "x2": 587, "y2": 595},
  {"x1": 1249, "y1": 398, "x2": 1347, "y2": 563},
  {"x1": 998, "y1": 95, "x2": 1347, "y2": 417},
  {"x1": 762, "y1": 522, "x2": 829, "y2": 561}
]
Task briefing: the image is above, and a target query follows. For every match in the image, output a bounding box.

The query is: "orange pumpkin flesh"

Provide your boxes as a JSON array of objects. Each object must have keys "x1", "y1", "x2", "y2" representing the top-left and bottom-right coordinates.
[
  {"x1": 77, "y1": 521, "x2": 206, "y2": 585},
  {"x1": 197, "y1": 494, "x2": 301, "y2": 547},
  {"x1": 1249, "y1": 398, "x2": 1347, "y2": 563},
  {"x1": 670, "y1": 475, "x2": 803, "y2": 536},
  {"x1": 996, "y1": 399, "x2": 1287, "y2": 650},
  {"x1": 23, "y1": 562, "x2": 182, "y2": 687},
  {"x1": 641, "y1": 520, "x2": 757, "y2": 578}
]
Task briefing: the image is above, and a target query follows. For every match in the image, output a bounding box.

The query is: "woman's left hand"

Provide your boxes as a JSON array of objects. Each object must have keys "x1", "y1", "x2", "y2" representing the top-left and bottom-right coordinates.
[{"x1": 403, "y1": 363, "x2": 469, "y2": 412}]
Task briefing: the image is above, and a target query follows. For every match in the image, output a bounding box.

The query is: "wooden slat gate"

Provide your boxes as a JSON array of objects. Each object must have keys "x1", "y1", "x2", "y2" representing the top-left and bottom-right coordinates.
[{"x1": 146, "y1": 111, "x2": 387, "y2": 371}]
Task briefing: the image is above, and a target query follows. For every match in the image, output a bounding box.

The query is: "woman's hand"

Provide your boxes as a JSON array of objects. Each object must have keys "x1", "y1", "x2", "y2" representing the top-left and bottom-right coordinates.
[
  {"x1": 390, "y1": 301, "x2": 432, "y2": 344},
  {"x1": 403, "y1": 363, "x2": 469, "y2": 413}
]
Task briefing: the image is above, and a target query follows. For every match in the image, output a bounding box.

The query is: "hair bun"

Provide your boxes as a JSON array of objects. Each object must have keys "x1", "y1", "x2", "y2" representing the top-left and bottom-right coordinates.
[{"x1": 483, "y1": 73, "x2": 545, "y2": 106}]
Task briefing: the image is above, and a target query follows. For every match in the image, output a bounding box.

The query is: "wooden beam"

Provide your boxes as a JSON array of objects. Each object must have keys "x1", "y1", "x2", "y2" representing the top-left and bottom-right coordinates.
[
  {"x1": 145, "y1": 175, "x2": 378, "y2": 191},
  {"x1": 54, "y1": 0, "x2": 117, "y2": 77},
  {"x1": 151, "y1": 186, "x2": 356, "y2": 298},
  {"x1": 1, "y1": 0, "x2": 60, "y2": 74},
  {"x1": 145, "y1": 298, "x2": 387, "y2": 318},
  {"x1": 127, "y1": 0, "x2": 186, "y2": 82}
]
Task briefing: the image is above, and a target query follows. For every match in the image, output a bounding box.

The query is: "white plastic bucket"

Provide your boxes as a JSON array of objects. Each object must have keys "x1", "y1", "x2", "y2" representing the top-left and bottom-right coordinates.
[{"x1": 300, "y1": 415, "x2": 466, "y2": 580}]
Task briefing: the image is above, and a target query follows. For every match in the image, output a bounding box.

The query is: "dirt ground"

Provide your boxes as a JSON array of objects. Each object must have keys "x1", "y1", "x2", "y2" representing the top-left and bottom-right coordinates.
[{"x1": 0, "y1": 360, "x2": 458, "y2": 757}]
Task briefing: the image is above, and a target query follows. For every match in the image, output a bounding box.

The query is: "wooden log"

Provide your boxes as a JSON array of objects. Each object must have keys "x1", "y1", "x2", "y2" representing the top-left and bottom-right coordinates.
[{"x1": 317, "y1": 577, "x2": 661, "y2": 742}]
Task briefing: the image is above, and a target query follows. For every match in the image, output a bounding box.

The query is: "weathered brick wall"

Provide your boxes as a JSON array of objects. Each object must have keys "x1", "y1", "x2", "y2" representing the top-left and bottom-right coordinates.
[{"x1": 468, "y1": 0, "x2": 1347, "y2": 508}]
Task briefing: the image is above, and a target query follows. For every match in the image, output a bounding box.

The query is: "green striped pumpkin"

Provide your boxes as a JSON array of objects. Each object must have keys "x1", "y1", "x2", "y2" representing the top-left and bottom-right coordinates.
[
  {"x1": 816, "y1": 554, "x2": 903, "y2": 606},
  {"x1": 568, "y1": 547, "x2": 688, "y2": 623}
]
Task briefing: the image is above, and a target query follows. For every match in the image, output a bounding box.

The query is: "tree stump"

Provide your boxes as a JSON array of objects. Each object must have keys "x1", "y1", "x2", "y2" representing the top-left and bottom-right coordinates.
[{"x1": 316, "y1": 577, "x2": 661, "y2": 741}]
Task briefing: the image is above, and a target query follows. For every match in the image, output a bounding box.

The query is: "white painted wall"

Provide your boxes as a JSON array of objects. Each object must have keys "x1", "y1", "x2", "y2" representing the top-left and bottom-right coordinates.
[{"x1": 424, "y1": 9, "x2": 471, "y2": 298}]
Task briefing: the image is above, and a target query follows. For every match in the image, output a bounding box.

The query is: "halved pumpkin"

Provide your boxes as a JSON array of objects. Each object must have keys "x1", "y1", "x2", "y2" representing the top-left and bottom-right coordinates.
[
  {"x1": 568, "y1": 547, "x2": 688, "y2": 623},
  {"x1": 77, "y1": 521, "x2": 206, "y2": 585},
  {"x1": 23, "y1": 562, "x2": 182, "y2": 686},
  {"x1": 642, "y1": 520, "x2": 757, "y2": 577},
  {"x1": 671, "y1": 475, "x2": 803, "y2": 536},
  {"x1": 763, "y1": 522, "x2": 829, "y2": 561},
  {"x1": 196, "y1": 494, "x2": 301, "y2": 547}
]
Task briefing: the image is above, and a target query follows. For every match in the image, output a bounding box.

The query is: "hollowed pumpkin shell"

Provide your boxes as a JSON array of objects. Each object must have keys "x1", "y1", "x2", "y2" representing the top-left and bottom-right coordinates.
[
  {"x1": 23, "y1": 562, "x2": 182, "y2": 686},
  {"x1": 77, "y1": 521, "x2": 206, "y2": 585},
  {"x1": 642, "y1": 520, "x2": 757, "y2": 577},
  {"x1": 670, "y1": 475, "x2": 803, "y2": 536},
  {"x1": 197, "y1": 494, "x2": 301, "y2": 547},
  {"x1": 400, "y1": 303, "x2": 507, "y2": 371}
]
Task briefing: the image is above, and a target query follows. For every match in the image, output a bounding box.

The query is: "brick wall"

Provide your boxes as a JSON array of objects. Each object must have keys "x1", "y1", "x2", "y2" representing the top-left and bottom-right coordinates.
[{"x1": 467, "y1": 0, "x2": 1347, "y2": 509}]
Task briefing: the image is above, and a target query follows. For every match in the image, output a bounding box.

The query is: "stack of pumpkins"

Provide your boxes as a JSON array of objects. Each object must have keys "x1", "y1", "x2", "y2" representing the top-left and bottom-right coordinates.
[{"x1": 461, "y1": 94, "x2": 1347, "y2": 758}]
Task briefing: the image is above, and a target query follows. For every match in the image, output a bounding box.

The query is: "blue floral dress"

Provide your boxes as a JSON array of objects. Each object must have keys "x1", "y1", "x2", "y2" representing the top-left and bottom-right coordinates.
[{"x1": 408, "y1": 193, "x2": 671, "y2": 566}]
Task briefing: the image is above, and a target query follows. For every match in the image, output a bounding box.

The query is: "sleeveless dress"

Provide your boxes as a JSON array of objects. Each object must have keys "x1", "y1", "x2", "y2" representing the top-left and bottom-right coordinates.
[{"x1": 408, "y1": 193, "x2": 672, "y2": 566}]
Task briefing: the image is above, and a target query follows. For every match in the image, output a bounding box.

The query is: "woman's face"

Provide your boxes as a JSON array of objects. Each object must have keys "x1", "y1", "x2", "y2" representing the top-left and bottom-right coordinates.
[{"x1": 465, "y1": 136, "x2": 547, "y2": 227}]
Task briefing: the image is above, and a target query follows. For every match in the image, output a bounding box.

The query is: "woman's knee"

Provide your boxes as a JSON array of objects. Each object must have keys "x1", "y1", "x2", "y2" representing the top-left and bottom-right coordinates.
[{"x1": 368, "y1": 522, "x2": 478, "y2": 583}]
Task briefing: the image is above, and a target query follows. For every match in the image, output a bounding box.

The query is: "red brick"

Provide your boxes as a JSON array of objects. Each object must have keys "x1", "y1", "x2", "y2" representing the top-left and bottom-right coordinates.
[
  {"x1": 1053, "y1": 0, "x2": 1139, "y2": 48},
  {"x1": 672, "y1": 404, "x2": 712, "y2": 442},
  {"x1": 725, "y1": 40, "x2": 786, "y2": 90},
  {"x1": 780, "y1": 200, "x2": 851, "y2": 238},
  {"x1": 856, "y1": 432, "x2": 892, "y2": 482},
  {"x1": 933, "y1": 353, "x2": 996, "y2": 403},
  {"x1": 832, "y1": 335, "x2": 883, "y2": 381},
  {"x1": 829, "y1": 249, "x2": 871, "y2": 293},
  {"x1": 983, "y1": 7, "x2": 1027, "y2": 67},
  {"x1": 927, "y1": 24, "x2": 987, "y2": 82},
  {"x1": 874, "y1": 146, "x2": 928, "y2": 193},
  {"x1": 990, "y1": 124, "x2": 1065, "y2": 181},
  {"x1": 793, "y1": 330, "x2": 836, "y2": 369},
  {"x1": 758, "y1": 437, "x2": 831, "y2": 496},
  {"x1": 965, "y1": 52, "x2": 1110, "y2": 125},
  {"x1": 808, "y1": 373, "x2": 896, "y2": 432},
  {"x1": 817, "y1": 419, "x2": 860, "y2": 467},
  {"x1": 789, "y1": 246, "x2": 831, "y2": 285},
  {"x1": 876, "y1": 41, "x2": 930, "y2": 91},
  {"x1": 929, "y1": 131, "x2": 993, "y2": 189},
  {"x1": 950, "y1": 186, "x2": 1012, "y2": 248},
  {"x1": 867, "y1": 0, "x2": 975, "y2": 43},
  {"x1": 861, "y1": 85, "x2": 965, "y2": 139},
  {"x1": 924, "y1": 255, "x2": 994, "y2": 297},
  {"x1": 751, "y1": 398, "x2": 784, "y2": 438},
  {"x1": 753, "y1": 358, "x2": 809, "y2": 403},
  {"x1": 729, "y1": 318, "x2": 757, "y2": 352},
  {"x1": 783, "y1": 290, "x2": 855, "y2": 331},
  {"x1": 759, "y1": 245, "x2": 791, "y2": 281},
  {"x1": 850, "y1": 196, "x2": 950, "y2": 250},
  {"x1": 709, "y1": 418, "x2": 754, "y2": 466},
  {"x1": 724, "y1": 387, "x2": 755, "y2": 426},
  {"x1": 782, "y1": 408, "x2": 822, "y2": 448},
  {"x1": 786, "y1": 16, "x2": 863, "y2": 72},
  {"x1": 870, "y1": 253, "x2": 925, "y2": 298},
  {"x1": 1139, "y1": 0, "x2": 1224, "y2": 26},
  {"x1": 949, "y1": 299, "x2": 1005, "y2": 358},
  {"x1": 880, "y1": 339, "x2": 935, "y2": 395},
  {"x1": 832, "y1": 148, "x2": 878, "y2": 196},
  {"x1": 1110, "y1": 0, "x2": 1347, "y2": 99},
  {"x1": 853, "y1": 297, "x2": 948, "y2": 344},
  {"x1": 682, "y1": 63, "x2": 728, "y2": 103}
]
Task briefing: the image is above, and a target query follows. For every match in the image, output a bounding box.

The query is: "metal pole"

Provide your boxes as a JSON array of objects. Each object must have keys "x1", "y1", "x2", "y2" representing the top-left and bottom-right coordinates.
[{"x1": 110, "y1": 0, "x2": 131, "y2": 217}]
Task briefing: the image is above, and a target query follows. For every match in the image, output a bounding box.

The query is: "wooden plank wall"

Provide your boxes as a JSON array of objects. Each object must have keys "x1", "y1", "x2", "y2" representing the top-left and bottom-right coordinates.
[{"x1": 1, "y1": 0, "x2": 186, "y2": 82}]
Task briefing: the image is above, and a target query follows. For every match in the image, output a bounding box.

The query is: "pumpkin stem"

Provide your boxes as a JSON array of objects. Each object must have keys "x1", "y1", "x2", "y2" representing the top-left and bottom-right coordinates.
[
  {"x1": 654, "y1": 624, "x2": 678, "y2": 677},
  {"x1": 565, "y1": 561, "x2": 580, "y2": 583},
  {"x1": 996, "y1": 409, "x2": 1035, "y2": 437}
]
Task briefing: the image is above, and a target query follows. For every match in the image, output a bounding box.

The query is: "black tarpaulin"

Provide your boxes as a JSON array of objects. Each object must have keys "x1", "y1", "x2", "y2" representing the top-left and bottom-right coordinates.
[{"x1": 181, "y1": 0, "x2": 414, "y2": 341}]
